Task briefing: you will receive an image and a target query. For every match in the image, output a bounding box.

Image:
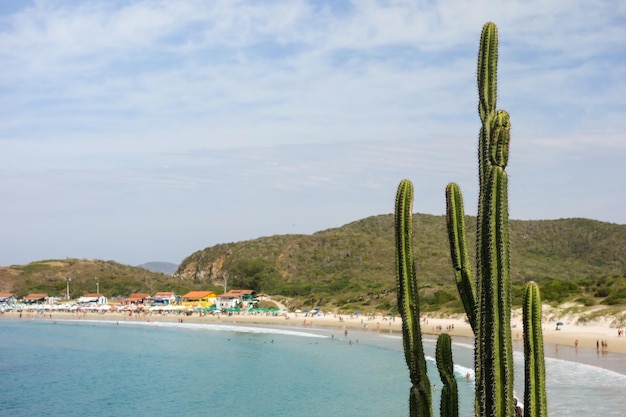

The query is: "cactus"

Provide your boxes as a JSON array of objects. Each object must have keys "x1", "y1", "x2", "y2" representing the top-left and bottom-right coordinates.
[
  {"x1": 523, "y1": 282, "x2": 548, "y2": 417},
  {"x1": 396, "y1": 21, "x2": 548, "y2": 417},
  {"x1": 445, "y1": 182, "x2": 477, "y2": 333},
  {"x1": 395, "y1": 179, "x2": 433, "y2": 417},
  {"x1": 436, "y1": 333, "x2": 459, "y2": 417}
]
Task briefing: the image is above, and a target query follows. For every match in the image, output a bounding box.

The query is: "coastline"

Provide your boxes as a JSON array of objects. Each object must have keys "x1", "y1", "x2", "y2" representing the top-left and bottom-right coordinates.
[{"x1": 3, "y1": 309, "x2": 625, "y2": 375}]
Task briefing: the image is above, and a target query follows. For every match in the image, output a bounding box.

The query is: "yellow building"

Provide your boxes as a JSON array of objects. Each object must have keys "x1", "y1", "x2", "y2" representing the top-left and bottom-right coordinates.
[{"x1": 181, "y1": 291, "x2": 217, "y2": 308}]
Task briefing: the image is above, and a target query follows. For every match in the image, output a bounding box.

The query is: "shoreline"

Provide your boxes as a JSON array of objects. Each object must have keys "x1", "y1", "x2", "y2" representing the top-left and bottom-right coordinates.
[{"x1": 3, "y1": 309, "x2": 625, "y2": 375}]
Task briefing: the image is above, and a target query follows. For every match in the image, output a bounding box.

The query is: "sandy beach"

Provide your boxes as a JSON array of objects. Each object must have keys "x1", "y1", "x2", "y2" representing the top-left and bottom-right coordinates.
[{"x1": 3, "y1": 307, "x2": 625, "y2": 375}]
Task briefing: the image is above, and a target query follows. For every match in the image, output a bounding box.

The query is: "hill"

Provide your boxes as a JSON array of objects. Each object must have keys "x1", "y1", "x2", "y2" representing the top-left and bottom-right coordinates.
[
  {"x1": 0, "y1": 259, "x2": 214, "y2": 299},
  {"x1": 175, "y1": 214, "x2": 626, "y2": 311},
  {"x1": 1, "y1": 214, "x2": 624, "y2": 313}
]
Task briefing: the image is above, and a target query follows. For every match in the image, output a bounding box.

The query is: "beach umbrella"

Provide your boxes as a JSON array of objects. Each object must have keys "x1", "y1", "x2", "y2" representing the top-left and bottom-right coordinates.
[{"x1": 556, "y1": 322, "x2": 564, "y2": 326}]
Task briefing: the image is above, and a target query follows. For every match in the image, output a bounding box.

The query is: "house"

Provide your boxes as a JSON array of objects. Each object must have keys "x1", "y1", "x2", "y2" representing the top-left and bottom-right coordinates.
[
  {"x1": 0, "y1": 293, "x2": 17, "y2": 304},
  {"x1": 153, "y1": 292, "x2": 177, "y2": 305},
  {"x1": 118, "y1": 293, "x2": 150, "y2": 306},
  {"x1": 77, "y1": 293, "x2": 108, "y2": 306},
  {"x1": 181, "y1": 291, "x2": 217, "y2": 308},
  {"x1": 216, "y1": 289, "x2": 258, "y2": 309},
  {"x1": 23, "y1": 293, "x2": 49, "y2": 304}
]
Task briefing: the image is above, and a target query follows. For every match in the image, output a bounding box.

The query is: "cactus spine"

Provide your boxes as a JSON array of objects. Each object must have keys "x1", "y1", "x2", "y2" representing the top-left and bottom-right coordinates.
[{"x1": 523, "y1": 282, "x2": 548, "y2": 417}]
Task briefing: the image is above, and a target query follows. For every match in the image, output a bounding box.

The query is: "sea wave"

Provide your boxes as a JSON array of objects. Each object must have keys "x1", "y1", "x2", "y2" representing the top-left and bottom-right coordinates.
[{"x1": 60, "y1": 319, "x2": 328, "y2": 339}]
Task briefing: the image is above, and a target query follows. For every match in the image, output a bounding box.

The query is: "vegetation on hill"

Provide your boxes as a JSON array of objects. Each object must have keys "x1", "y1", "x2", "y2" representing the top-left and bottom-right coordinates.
[
  {"x1": 176, "y1": 214, "x2": 626, "y2": 312},
  {"x1": 1, "y1": 214, "x2": 624, "y2": 313},
  {"x1": 0, "y1": 259, "x2": 222, "y2": 299}
]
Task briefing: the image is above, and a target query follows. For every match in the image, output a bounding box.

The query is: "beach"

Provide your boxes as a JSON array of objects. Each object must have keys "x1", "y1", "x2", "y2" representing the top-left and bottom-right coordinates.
[{"x1": 3, "y1": 307, "x2": 625, "y2": 375}]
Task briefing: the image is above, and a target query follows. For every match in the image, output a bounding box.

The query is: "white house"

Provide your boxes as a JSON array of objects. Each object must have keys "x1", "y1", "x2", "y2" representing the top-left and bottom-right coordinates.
[
  {"x1": 216, "y1": 289, "x2": 258, "y2": 309},
  {"x1": 77, "y1": 293, "x2": 108, "y2": 305}
]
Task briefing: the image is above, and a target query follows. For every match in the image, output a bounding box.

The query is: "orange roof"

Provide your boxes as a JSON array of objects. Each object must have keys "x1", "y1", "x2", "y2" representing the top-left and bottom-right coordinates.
[
  {"x1": 220, "y1": 289, "x2": 255, "y2": 298},
  {"x1": 181, "y1": 291, "x2": 216, "y2": 299},
  {"x1": 153, "y1": 292, "x2": 175, "y2": 297},
  {"x1": 24, "y1": 293, "x2": 48, "y2": 300},
  {"x1": 127, "y1": 293, "x2": 149, "y2": 299},
  {"x1": 0, "y1": 292, "x2": 15, "y2": 298},
  {"x1": 119, "y1": 293, "x2": 150, "y2": 302},
  {"x1": 82, "y1": 293, "x2": 103, "y2": 298}
]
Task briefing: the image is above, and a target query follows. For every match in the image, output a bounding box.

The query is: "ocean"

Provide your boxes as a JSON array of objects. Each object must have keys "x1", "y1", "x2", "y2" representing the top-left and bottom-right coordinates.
[{"x1": 1, "y1": 318, "x2": 625, "y2": 417}]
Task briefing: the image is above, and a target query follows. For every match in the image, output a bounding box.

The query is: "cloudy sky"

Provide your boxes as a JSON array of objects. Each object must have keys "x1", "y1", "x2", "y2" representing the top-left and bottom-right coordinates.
[{"x1": 1, "y1": 0, "x2": 624, "y2": 267}]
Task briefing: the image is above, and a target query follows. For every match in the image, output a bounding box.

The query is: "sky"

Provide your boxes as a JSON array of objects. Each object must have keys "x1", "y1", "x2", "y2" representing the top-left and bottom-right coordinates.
[{"x1": 1, "y1": 0, "x2": 625, "y2": 267}]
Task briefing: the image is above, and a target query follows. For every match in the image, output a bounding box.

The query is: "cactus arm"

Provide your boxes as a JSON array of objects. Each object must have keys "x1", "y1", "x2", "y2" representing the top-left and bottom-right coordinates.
[
  {"x1": 478, "y1": 22, "x2": 498, "y2": 122},
  {"x1": 395, "y1": 179, "x2": 433, "y2": 417},
  {"x1": 490, "y1": 110, "x2": 511, "y2": 168},
  {"x1": 523, "y1": 282, "x2": 548, "y2": 417},
  {"x1": 445, "y1": 183, "x2": 477, "y2": 333},
  {"x1": 436, "y1": 333, "x2": 459, "y2": 417}
]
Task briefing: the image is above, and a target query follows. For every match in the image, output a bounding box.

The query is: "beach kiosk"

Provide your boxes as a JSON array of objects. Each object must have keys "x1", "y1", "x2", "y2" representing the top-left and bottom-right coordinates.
[
  {"x1": 0, "y1": 292, "x2": 17, "y2": 305},
  {"x1": 216, "y1": 289, "x2": 258, "y2": 310},
  {"x1": 23, "y1": 293, "x2": 49, "y2": 305},
  {"x1": 181, "y1": 291, "x2": 217, "y2": 308},
  {"x1": 153, "y1": 292, "x2": 177, "y2": 306},
  {"x1": 77, "y1": 293, "x2": 108, "y2": 306}
]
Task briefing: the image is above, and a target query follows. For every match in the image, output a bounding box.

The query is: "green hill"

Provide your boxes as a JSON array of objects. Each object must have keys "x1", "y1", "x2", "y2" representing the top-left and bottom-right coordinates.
[
  {"x1": 176, "y1": 214, "x2": 626, "y2": 311},
  {"x1": 1, "y1": 214, "x2": 625, "y2": 313}
]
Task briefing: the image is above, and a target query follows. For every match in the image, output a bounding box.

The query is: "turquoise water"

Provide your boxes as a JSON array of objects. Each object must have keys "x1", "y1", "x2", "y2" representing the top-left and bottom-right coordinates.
[{"x1": 1, "y1": 319, "x2": 625, "y2": 416}]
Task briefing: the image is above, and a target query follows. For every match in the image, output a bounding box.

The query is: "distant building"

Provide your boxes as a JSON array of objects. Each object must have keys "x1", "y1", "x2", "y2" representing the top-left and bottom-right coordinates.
[
  {"x1": 153, "y1": 292, "x2": 177, "y2": 305},
  {"x1": 77, "y1": 293, "x2": 108, "y2": 306},
  {"x1": 118, "y1": 293, "x2": 150, "y2": 306},
  {"x1": 181, "y1": 291, "x2": 217, "y2": 308},
  {"x1": 23, "y1": 293, "x2": 49, "y2": 304},
  {"x1": 0, "y1": 293, "x2": 17, "y2": 304},
  {"x1": 217, "y1": 290, "x2": 258, "y2": 309}
]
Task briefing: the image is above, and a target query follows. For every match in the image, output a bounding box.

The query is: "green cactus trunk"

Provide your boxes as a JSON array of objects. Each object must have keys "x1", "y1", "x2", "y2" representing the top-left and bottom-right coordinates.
[
  {"x1": 436, "y1": 333, "x2": 459, "y2": 417},
  {"x1": 395, "y1": 179, "x2": 433, "y2": 417},
  {"x1": 476, "y1": 112, "x2": 514, "y2": 417},
  {"x1": 523, "y1": 282, "x2": 548, "y2": 417},
  {"x1": 445, "y1": 22, "x2": 520, "y2": 417}
]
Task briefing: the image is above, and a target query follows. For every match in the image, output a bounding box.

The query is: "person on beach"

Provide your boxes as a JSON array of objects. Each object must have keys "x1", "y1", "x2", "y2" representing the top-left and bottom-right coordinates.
[{"x1": 514, "y1": 398, "x2": 523, "y2": 417}]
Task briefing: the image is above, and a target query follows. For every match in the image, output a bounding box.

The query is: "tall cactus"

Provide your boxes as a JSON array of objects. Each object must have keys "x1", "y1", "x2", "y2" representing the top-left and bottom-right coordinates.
[
  {"x1": 396, "y1": 180, "x2": 459, "y2": 417},
  {"x1": 396, "y1": 21, "x2": 547, "y2": 417},
  {"x1": 446, "y1": 22, "x2": 515, "y2": 417},
  {"x1": 395, "y1": 179, "x2": 433, "y2": 417}
]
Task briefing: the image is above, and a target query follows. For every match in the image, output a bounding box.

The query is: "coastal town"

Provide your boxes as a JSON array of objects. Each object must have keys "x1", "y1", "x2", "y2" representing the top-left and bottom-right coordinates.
[{"x1": 0, "y1": 289, "x2": 271, "y2": 316}]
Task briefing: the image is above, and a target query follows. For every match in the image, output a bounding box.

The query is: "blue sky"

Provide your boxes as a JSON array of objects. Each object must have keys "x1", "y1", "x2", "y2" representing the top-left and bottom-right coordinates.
[{"x1": 1, "y1": 0, "x2": 625, "y2": 266}]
